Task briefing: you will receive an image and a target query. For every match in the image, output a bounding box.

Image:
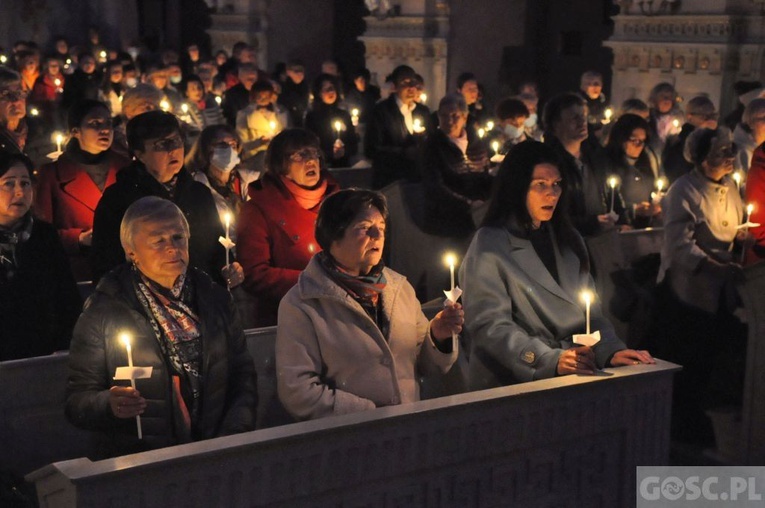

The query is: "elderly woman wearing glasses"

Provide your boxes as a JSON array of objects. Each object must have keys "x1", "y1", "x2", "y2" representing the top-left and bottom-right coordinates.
[
  {"x1": 67, "y1": 196, "x2": 257, "y2": 457},
  {"x1": 237, "y1": 128, "x2": 339, "y2": 327},
  {"x1": 604, "y1": 113, "x2": 663, "y2": 227},
  {"x1": 0, "y1": 66, "x2": 29, "y2": 155},
  {"x1": 91, "y1": 110, "x2": 241, "y2": 288}
]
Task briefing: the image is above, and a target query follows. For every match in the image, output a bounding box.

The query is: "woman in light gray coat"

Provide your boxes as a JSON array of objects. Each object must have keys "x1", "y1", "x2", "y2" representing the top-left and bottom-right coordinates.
[
  {"x1": 276, "y1": 189, "x2": 462, "y2": 421},
  {"x1": 460, "y1": 141, "x2": 653, "y2": 390}
]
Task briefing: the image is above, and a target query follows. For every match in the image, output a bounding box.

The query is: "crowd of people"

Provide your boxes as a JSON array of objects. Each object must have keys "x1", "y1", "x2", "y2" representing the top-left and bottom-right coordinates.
[{"x1": 1, "y1": 32, "x2": 763, "y2": 461}]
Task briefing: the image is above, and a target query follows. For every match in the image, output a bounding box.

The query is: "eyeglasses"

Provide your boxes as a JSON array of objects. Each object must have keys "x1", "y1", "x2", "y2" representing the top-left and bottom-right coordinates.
[
  {"x1": 627, "y1": 137, "x2": 646, "y2": 147},
  {"x1": 289, "y1": 148, "x2": 321, "y2": 163},
  {"x1": 0, "y1": 89, "x2": 29, "y2": 102},
  {"x1": 151, "y1": 136, "x2": 183, "y2": 152}
]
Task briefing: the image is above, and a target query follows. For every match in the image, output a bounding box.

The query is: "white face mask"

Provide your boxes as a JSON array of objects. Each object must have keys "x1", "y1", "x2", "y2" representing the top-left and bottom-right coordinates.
[
  {"x1": 169, "y1": 75, "x2": 182, "y2": 85},
  {"x1": 504, "y1": 124, "x2": 524, "y2": 140},
  {"x1": 524, "y1": 113, "x2": 538, "y2": 128},
  {"x1": 125, "y1": 77, "x2": 138, "y2": 88},
  {"x1": 211, "y1": 146, "x2": 240, "y2": 172}
]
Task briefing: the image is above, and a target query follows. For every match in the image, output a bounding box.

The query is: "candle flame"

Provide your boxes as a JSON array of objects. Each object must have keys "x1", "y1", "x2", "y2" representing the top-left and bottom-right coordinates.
[
  {"x1": 120, "y1": 333, "x2": 131, "y2": 348},
  {"x1": 672, "y1": 119, "x2": 680, "y2": 128},
  {"x1": 733, "y1": 172, "x2": 742, "y2": 184},
  {"x1": 656, "y1": 177, "x2": 666, "y2": 192},
  {"x1": 419, "y1": 92, "x2": 427, "y2": 103},
  {"x1": 334, "y1": 120, "x2": 342, "y2": 132},
  {"x1": 55, "y1": 133, "x2": 64, "y2": 144},
  {"x1": 215, "y1": 95, "x2": 222, "y2": 105},
  {"x1": 747, "y1": 203, "x2": 755, "y2": 216},
  {"x1": 492, "y1": 140, "x2": 500, "y2": 153},
  {"x1": 608, "y1": 176, "x2": 618, "y2": 189},
  {"x1": 580, "y1": 289, "x2": 593, "y2": 305},
  {"x1": 478, "y1": 128, "x2": 485, "y2": 138},
  {"x1": 181, "y1": 103, "x2": 189, "y2": 113},
  {"x1": 604, "y1": 108, "x2": 613, "y2": 119},
  {"x1": 30, "y1": 108, "x2": 39, "y2": 116},
  {"x1": 269, "y1": 120, "x2": 277, "y2": 131},
  {"x1": 100, "y1": 50, "x2": 107, "y2": 58},
  {"x1": 413, "y1": 118, "x2": 422, "y2": 129},
  {"x1": 443, "y1": 252, "x2": 457, "y2": 268},
  {"x1": 351, "y1": 108, "x2": 359, "y2": 117},
  {"x1": 0, "y1": 55, "x2": 6, "y2": 64},
  {"x1": 486, "y1": 121, "x2": 495, "y2": 131},
  {"x1": 224, "y1": 212, "x2": 232, "y2": 228},
  {"x1": 54, "y1": 78, "x2": 61, "y2": 87},
  {"x1": 160, "y1": 100, "x2": 170, "y2": 111}
]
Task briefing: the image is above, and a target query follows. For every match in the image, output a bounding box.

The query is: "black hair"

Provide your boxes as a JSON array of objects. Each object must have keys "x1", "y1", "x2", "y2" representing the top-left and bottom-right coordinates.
[
  {"x1": 456, "y1": 72, "x2": 477, "y2": 90},
  {"x1": 542, "y1": 92, "x2": 586, "y2": 135},
  {"x1": 315, "y1": 189, "x2": 388, "y2": 251},
  {"x1": 67, "y1": 99, "x2": 111, "y2": 131},
  {"x1": 481, "y1": 140, "x2": 589, "y2": 273},
  {"x1": 389, "y1": 65, "x2": 416, "y2": 84},
  {"x1": 495, "y1": 98, "x2": 530, "y2": 121},
  {"x1": 351, "y1": 67, "x2": 371, "y2": 81},
  {"x1": 0, "y1": 151, "x2": 33, "y2": 179},
  {"x1": 126, "y1": 110, "x2": 182, "y2": 153},
  {"x1": 311, "y1": 73, "x2": 342, "y2": 106},
  {"x1": 181, "y1": 74, "x2": 205, "y2": 96},
  {"x1": 265, "y1": 128, "x2": 322, "y2": 178},
  {"x1": 248, "y1": 79, "x2": 274, "y2": 101},
  {"x1": 604, "y1": 113, "x2": 651, "y2": 165}
]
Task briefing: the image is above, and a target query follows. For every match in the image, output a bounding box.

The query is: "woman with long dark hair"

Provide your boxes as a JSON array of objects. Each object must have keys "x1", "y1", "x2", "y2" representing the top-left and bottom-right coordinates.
[
  {"x1": 459, "y1": 141, "x2": 653, "y2": 389},
  {"x1": 304, "y1": 73, "x2": 358, "y2": 167}
]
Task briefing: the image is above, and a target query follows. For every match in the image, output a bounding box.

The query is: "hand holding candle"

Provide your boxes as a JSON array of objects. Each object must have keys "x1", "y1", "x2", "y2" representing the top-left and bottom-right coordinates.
[
  {"x1": 442, "y1": 252, "x2": 462, "y2": 342},
  {"x1": 608, "y1": 176, "x2": 618, "y2": 214},
  {"x1": 573, "y1": 289, "x2": 601, "y2": 347},
  {"x1": 334, "y1": 120, "x2": 343, "y2": 141},
  {"x1": 413, "y1": 118, "x2": 424, "y2": 134},
  {"x1": 219, "y1": 212, "x2": 237, "y2": 289},
  {"x1": 351, "y1": 108, "x2": 359, "y2": 126},
  {"x1": 113, "y1": 333, "x2": 149, "y2": 439}
]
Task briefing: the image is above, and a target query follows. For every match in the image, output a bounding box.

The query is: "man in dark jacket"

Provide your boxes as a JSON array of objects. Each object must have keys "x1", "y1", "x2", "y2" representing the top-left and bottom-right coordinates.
[
  {"x1": 277, "y1": 60, "x2": 310, "y2": 127},
  {"x1": 365, "y1": 65, "x2": 432, "y2": 189},
  {"x1": 91, "y1": 111, "x2": 227, "y2": 284},
  {"x1": 68, "y1": 197, "x2": 256, "y2": 457}
]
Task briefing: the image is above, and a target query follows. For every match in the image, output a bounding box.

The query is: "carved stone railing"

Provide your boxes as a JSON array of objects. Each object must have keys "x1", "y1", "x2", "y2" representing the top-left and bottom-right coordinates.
[{"x1": 28, "y1": 361, "x2": 679, "y2": 507}]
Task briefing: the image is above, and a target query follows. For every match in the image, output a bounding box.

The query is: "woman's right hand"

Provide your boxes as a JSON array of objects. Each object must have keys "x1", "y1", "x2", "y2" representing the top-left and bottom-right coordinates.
[
  {"x1": 556, "y1": 346, "x2": 596, "y2": 376},
  {"x1": 79, "y1": 229, "x2": 93, "y2": 247},
  {"x1": 109, "y1": 385, "x2": 146, "y2": 419}
]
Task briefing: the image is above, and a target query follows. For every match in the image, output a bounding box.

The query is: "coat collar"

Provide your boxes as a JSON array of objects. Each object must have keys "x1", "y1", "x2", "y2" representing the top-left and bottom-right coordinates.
[{"x1": 50, "y1": 152, "x2": 121, "y2": 211}]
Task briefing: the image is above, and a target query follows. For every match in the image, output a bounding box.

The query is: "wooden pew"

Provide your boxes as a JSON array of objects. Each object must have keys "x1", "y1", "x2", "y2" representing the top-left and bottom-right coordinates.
[{"x1": 27, "y1": 361, "x2": 679, "y2": 508}]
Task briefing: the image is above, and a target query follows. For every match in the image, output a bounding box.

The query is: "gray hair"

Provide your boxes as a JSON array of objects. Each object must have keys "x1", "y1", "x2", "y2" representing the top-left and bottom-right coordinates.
[
  {"x1": 120, "y1": 196, "x2": 190, "y2": 260},
  {"x1": 0, "y1": 66, "x2": 21, "y2": 89},
  {"x1": 438, "y1": 93, "x2": 468, "y2": 114},
  {"x1": 121, "y1": 84, "x2": 164, "y2": 119},
  {"x1": 743, "y1": 98, "x2": 765, "y2": 127}
]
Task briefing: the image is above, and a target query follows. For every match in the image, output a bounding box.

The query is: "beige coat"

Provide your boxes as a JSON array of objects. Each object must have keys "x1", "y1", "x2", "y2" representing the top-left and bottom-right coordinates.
[{"x1": 276, "y1": 256, "x2": 458, "y2": 421}]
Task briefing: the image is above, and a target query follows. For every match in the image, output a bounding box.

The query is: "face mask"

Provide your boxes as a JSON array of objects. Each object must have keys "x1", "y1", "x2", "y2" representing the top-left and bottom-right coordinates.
[
  {"x1": 524, "y1": 113, "x2": 537, "y2": 128},
  {"x1": 211, "y1": 146, "x2": 240, "y2": 172},
  {"x1": 169, "y1": 75, "x2": 182, "y2": 85},
  {"x1": 125, "y1": 77, "x2": 138, "y2": 88},
  {"x1": 127, "y1": 47, "x2": 139, "y2": 60},
  {"x1": 504, "y1": 124, "x2": 524, "y2": 140}
]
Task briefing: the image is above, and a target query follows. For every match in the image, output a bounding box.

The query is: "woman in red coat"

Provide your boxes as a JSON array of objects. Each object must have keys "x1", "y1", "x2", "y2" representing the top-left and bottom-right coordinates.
[
  {"x1": 36, "y1": 99, "x2": 129, "y2": 281},
  {"x1": 237, "y1": 128, "x2": 339, "y2": 327}
]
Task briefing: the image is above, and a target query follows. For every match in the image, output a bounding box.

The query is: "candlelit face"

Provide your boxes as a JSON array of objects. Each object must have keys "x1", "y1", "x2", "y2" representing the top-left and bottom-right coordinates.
[
  {"x1": 126, "y1": 219, "x2": 189, "y2": 289},
  {"x1": 319, "y1": 81, "x2": 337, "y2": 105},
  {"x1": 703, "y1": 142, "x2": 735, "y2": 181},
  {"x1": 554, "y1": 104, "x2": 588, "y2": 143},
  {"x1": 655, "y1": 92, "x2": 674, "y2": 114},
  {"x1": 459, "y1": 80, "x2": 479, "y2": 106},
  {"x1": 0, "y1": 164, "x2": 33, "y2": 227},
  {"x1": 72, "y1": 108, "x2": 113, "y2": 154},
  {"x1": 253, "y1": 90, "x2": 273, "y2": 107},
  {"x1": 286, "y1": 67, "x2": 304, "y2": 84},
  {"x1": 395, "y1": 76, "x2": 419, "y2": 106},
  {"x1": 185, "y1": 81, "x2": 204, "y2": 102},
  {"x1": 438, "y1": 103, "x2": 467, "y2": 139},
  {"x1": 79, "y1": 56, "x2": 96, "y2": 75},
  {"x1": 329, "y1": 206, "x2": 386, "y2": 276},
  {"x1": 135, "y1": 132, "x2": 185, "y2": 183},
  {"x1": 526, "y1": 163, "x2": 562, "y2": 228},
  {"x1": 285, "y1": 147, "x2": 321, "y2": 188},
  {"x1": 109, "y1": 65, "x2": 123, "y2": 84},
  {"x1": 580, "y1": 76, "x2": 602, "y2": 100},
  {"x1": 0, "y1": 82, "x2": 27, "y2": 124},
  {"x1": 622, "y1": 128, "x2": 647, "y2": 159},
  {"x1": 46, "y1": 60, "x2": 61, "y2": 76},
  {"x1": 354, "y1": 76, "x2": 367, "y2": 92}
]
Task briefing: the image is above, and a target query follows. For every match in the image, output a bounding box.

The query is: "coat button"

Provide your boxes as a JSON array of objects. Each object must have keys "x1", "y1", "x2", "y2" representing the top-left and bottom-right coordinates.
[{"x1": 522, "y1": 351, "x2": 535, "y2": 364}]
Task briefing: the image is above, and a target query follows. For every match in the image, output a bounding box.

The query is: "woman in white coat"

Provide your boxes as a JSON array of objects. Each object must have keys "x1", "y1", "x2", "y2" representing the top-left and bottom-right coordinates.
[
  {"x1": 459, "y1": 141, "x2": 654, "y2": 390},
  {"x1": 276, "y1": 189, "x2": 463, "y2": 421}
]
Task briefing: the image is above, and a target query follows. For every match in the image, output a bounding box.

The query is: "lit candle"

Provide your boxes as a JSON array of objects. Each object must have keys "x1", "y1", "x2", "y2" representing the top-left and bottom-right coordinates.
[
  {"x1": 492, "y1": 140, "x2": 500, "y2": 156},
  {"x1": 29, "y1": 107, "x2": 39, "y2": 117},
  {"x1": 269, "y1": 120, "x2": 277, "y2": 135},
  {"x1": 99, "y1": 50, "x2": 107, "y2": 62},
  {"x1": 181, "y1": 103, "x2": 189, "y2": 114},
  {"x1": 486, "y1": 121, "x2": 495, "y2": 131},
  {"x1": 119, "y1": 333, "x2": 143, "y2": 440},
  {"x1": 742, "y1": 203, "x2": 756, "y2": 263},
  {"x1": 581, "y1": 290, "x2": 593, "y2": 335},
  {"x1": 419, "y1": 92, "x2": 427, "y2": 104},
  {"x1": 55, "y1": 133, "x2": 64, "y2": 153},
  {"x1": 54, "y1": 78, "x2": 61, "y2": 88},
  {"x1": 733, "y1": 171, "x2": 742, "y2": 191},
  {"x1": 0, "y1": 55, "x2": 6, "y2": 64},
  {"x1": 351, "y1": 108, "x2": 359, "y2": 127},
  {"x1": 608, "y1": 176, "x2": 618, "y2": 213},
  {"x1": 224, "y1": 212, "x2": 232, "y2": 268},
  {"x1": 478, "y1": 128, "x2": 485, "y2": 139},
  {"x1": 160, "y1": 99, "x2": 170, "y2": 112},
  {"x1": 604, "y1": 107, "x2": 613, "y2": 123},
  {"x1": 413, "y1": 118, "x2": 423, "y2": 133},
  {"x1": 334, "y1": 120, "x2": 342, "y2": 141},
  {"x1": 672, "y1": 118, "x2": 680, "y2": 130},
  {"x1": 214, "y1": 95, "x2": 222, "y2": 106},
  {"x1": 444, "y1": 252, "x2": 456, "y2": 291},
  {"x1": 656, "y1": 177, "x2": 666, "y2": 194}
]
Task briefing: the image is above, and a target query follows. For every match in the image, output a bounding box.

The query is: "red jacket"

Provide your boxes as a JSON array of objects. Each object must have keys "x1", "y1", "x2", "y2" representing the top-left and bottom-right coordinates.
[
  {"x1": 237, "y1": 173, "x2": 339, "y2": 327},
  {"x1": 35, "y1": 149, "x2": 129, "y2": 281},
  {"x1": 31, "y1": 73, "x2": 64, "y2": 104},
  {"x1": 745, "y1": 144, "x2": 765, "y2": 264}
]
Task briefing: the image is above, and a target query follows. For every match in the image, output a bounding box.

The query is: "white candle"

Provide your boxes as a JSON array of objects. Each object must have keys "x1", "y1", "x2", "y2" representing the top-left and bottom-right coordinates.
[
  {"x1": 443, "y1": 252, "x2": 458, "y2": 342},
  {"x1": 604, "y1": 107, "x2": 613, "y2": 122},
  {"x1": 733, "y1": 171, "x2": 742, "y2": 192},
  {"x1": 224, "y1": 212, "x2": 232, "y2": 268},
  {"x1": 351, "y1": 108, "x2": 359, "y2": 126},
  {"x1": 334, "y1": 120, "x2": 342, "y2": 141},
  {"x1": 656, "y1": 177, "x2": 666, "y2": 194},
  {"x1": 119, "y1": 333, "x2": 142, "y2": 440},
  {"x1": 492, "y1": 140, "x2": 500, "y2": 156},
  {"x1": 608, "y1": 176, "x2": 618, "y2": 213},
  {"x1": 181, "y1": 103, "x2": 189, "y2": 114},
  {"x1": 581, "y1": 290, "x2": 593, "y2": 335},
  {"x1": 55, "y1": 133, "x2": 63, "y2": 153}
]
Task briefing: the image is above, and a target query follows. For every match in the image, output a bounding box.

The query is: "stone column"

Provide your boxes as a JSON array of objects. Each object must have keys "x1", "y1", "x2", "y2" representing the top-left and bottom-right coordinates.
[
  {"x1": 605, "y1": 1, "x2": 765, "y2": 115},
  {"x1": 359, "y1": 1, "x2": 449, "y2": 109},
  {"x1": 208, "y1": 0, "x2": 268, "y2": 69}
]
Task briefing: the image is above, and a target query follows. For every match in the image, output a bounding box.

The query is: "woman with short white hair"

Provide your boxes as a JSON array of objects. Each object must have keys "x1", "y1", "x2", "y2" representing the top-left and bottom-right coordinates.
[{"x1": 66, "y1": 196, "x2": 257, "y2": 457}]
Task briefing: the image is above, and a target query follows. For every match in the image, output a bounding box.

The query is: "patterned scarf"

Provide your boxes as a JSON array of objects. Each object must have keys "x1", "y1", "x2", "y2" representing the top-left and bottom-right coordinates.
[
  {"x1": 132, "y1": 267, "x2": 202, "y2": 437},
  {"x1": 317, "y1": 251, "x2": 387, "y2": 323},
  {"x1": 0, "y1": 213, "x2": 33, "y2": 283}
]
